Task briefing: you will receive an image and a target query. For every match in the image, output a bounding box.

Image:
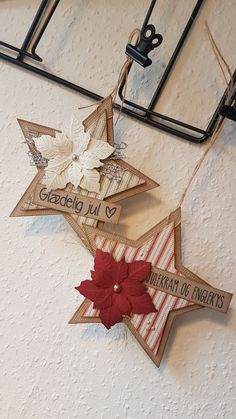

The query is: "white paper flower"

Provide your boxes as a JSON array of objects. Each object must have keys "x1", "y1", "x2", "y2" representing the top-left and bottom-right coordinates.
[{"x1": 34, "y1": 117, "x2": 114, "y2": 193}]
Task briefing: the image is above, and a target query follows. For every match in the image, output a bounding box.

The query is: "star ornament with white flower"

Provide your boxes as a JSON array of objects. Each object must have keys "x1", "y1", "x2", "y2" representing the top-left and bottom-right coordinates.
[
  {"x1": 35, "y1": 119, "x2": 114, "y2": 193},
  {"x1": 11, "y1": 96, "x2": 159, "y2": 250}
]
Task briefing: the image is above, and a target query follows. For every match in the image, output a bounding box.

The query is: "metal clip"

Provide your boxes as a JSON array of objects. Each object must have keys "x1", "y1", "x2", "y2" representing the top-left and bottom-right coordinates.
[{"x1": 126, "y1": 24, "x2": 163, "y2": 67}]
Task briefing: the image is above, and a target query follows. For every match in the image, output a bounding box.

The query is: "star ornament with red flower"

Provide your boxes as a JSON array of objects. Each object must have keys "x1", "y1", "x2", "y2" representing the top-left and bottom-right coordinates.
[
  {"x1": 69, "y1": 208, "x2": 233, "y2": 367},
  {"x1": 76, "y1": 249, "x2": 157, "y2": 329}
]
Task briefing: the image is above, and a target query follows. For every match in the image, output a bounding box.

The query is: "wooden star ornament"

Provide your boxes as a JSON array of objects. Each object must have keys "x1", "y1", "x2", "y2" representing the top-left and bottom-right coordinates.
[
  {"x1": 10, "y1": 96, "x2": 158, "y2": 250},
  {"x1": 69, "y1": 208, "x2": 232, "y2": 367}
]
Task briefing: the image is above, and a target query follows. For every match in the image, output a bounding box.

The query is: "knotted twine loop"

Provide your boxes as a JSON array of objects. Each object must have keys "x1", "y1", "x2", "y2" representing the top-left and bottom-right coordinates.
[
  {"x1": 78, "y1": 28, "x2": 140, "y2": 124},
  {"x1": 177, "y1": 21, "x2": 234, "y2": 209}
]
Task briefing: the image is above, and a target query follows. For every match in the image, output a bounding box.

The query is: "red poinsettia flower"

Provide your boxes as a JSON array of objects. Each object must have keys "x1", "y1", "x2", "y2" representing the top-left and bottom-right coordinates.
[{"x1": 76, "y1": 249, "x2": 157, "y2": 329}]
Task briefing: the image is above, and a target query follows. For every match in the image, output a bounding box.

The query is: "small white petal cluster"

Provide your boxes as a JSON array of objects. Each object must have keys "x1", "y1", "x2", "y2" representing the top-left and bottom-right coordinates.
[{"x1": 35, "y1": 117, "x2": 114, "y2": 193}]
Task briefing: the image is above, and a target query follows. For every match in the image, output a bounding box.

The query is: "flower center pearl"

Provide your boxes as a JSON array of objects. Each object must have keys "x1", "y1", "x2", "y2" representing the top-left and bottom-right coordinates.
[
  {"x1": 72, "y1": 153, "x2": 79, "y2": 161},
  {"x1": 113, "y1": 284, "x2": 121, "y2": 293}
]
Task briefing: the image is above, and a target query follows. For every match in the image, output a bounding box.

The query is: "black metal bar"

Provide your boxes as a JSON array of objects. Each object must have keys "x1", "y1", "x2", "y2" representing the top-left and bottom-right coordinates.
[
  {"x1": 0, "y1": 50, "x2": 102, "y2": 100},
  {"x1": 207, "y1": 70, "x2": 236, "y2": 130},
  {"x1": 17, "y1": 0, "x2": 49, "y2": 61},
  {"x1": 142, "y1": 0, "x2": 157, "y2": 29},
  {"x1": 0, "y1": 0, "x2": 234, "y2": 144},
  {"x1": 0, "y1": 41, "x2": 42, "y2": 61},
  {"x1": 220, "y1": 105, "x2": 236, "y2": 121},
  {"x1": 118, "y1": 85, "x2": 206, "y2": 134},
  {"x1": 0, "y1": 50, "x2": 210, "y2": 143},
  {"x1": 31, "y1": 0, "x2": 60, "y2": 57},
  {"x1": 0, "y1": 0, "x2": 60, "y2": 63},
  {"x1": 148, "y1": 0, "x2": 204, "y2": 110},
  {"x1": 118, "y1": 0, "x2": 206, "y2": 128}
]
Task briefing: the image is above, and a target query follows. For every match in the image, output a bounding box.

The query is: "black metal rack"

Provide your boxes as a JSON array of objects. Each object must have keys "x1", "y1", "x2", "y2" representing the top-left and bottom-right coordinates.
[{"x1": 0, "y1": 0, "x2": 235, "y2": 143}]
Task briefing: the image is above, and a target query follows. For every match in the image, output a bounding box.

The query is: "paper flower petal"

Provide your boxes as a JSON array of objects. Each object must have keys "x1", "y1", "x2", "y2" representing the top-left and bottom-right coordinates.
[
  {"x1": 122, "y1": 279, "x2": 146, "y2": 296},
  {"x1": 43, "y1": 168, "x2": 70, "y2": 190},
  {"x1": 54, "y1": 132, "x2": 73, "y2": 156},
  {"x1": 80, "y1": 168, "x2": 101, "y2": 193},
  {"x1": 128, "y1": 260, "x2": 152, "y2": 282},
  {"x1": 91, "y1": 270, "x2": 112, "y2": 288},
  {"x1": 112, "y1": 258, "x2": 128, "y2": 284},
  {"x1": 67, "y1": 162, "x2": 83, "y2": 189},
  {"x1": 94, "y1": 249, "x2": 114, "y2": 272},
  {"x1": 80, "y1": 139, "x2": 114, "y2": 169},
  {"x1": 112, "y1": 293, "x2": 131, "y2": 315},
  {"x1": 99, "y1": 305, "x2": 123, "y2": 329},
  {"x1": 34, "y1": 135, "x2": 58, "y2": 160},
  {"x1": 47, "y1": 156, "x2": 70, "y2": 174},
  {"x1": 93, "y1": 288, "x2": 113, "y2": 310},
  {"x1": 35, "y1": 132, "x2": 73, "y2": 161},
  {"x1": 128, "y1": 293, "x2": 157, "y2": 315},
  {"x1": 71, "y1": 117, "x2": 91, "y2": 155},
  {"x1": 76, "y1": 280, "x2": 103, "y2": 302}
]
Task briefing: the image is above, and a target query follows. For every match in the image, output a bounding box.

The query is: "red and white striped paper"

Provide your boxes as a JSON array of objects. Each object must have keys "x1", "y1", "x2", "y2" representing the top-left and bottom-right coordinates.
[{"x1": 80, "y1": 222, "x2": 193, "y2": 356}]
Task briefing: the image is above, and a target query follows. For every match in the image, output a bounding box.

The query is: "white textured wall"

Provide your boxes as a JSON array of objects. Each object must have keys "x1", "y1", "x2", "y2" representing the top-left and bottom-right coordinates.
[{"x1": 0, "y1": 1, "x2": 236, "y2": 418}]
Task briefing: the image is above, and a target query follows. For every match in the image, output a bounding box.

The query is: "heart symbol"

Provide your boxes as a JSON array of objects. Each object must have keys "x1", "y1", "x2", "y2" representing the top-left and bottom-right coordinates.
[{"x1": 105, "y1": 206, "x2": 117, "y2": 219}]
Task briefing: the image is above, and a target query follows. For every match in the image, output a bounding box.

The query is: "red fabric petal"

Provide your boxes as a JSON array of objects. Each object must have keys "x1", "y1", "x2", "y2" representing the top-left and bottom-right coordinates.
[
  {"x1": 93, "y1": 288, "x2": 113, "y2": 310},
  {"x1": 122, "y1": 279, "x2": 146, "y2": 296},
  {"x1": 112, "y1": 293, "x2": 131, "y2": 315},
  {"x1": 76, "y1": 280, "x2": 104, "y2": 302},
  {"x1": 99, "y1": 305, "x2": 123, "y2": 329},
  {"x1": 128, "y1": 260, "x2": 152, "y2": 282},
  {"x1": 91, "y1": 270, "x2": 111, "y2": 288},
  {"x1": 128, "y1": 292, "x2": 157, "y2": 315},
  {"x1": 112, "y1": 257, "x2": 128, "y2": 284},
  {"x1": 94, "y1": 249, "x2": 114, "y2": 273}
]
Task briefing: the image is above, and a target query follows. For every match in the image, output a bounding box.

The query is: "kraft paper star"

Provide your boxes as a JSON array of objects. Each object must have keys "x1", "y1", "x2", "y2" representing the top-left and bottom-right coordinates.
[
  {"x1": 69, "y1": 207, "x2": 229, "y2": 367},
  {"x1": 11, "y1": 96, "x2": 159, "y2": 251}
]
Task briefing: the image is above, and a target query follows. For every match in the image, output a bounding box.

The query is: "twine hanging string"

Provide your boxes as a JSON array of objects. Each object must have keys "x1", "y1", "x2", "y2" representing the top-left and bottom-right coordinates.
[
  {"x1": 78, "y1": 28, "x2": 140, "y2": 124},
  {"x1": 177, "y1": 22, "x2": 234, "y2": 208}
]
